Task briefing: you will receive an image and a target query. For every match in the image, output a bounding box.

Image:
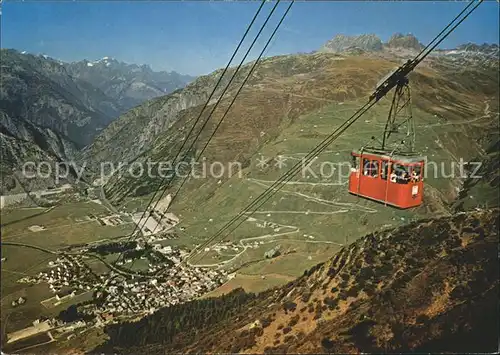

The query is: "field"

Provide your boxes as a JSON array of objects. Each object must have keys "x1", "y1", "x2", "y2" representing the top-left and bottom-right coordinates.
[
  {"x1": 2, "y1": 202, "x2": 134, "y2": 248},
  {"x1": 1, "y1": 200, "x2": 134, "y2": 336},
  {"x1": 2, "y1": 331, "x2": 53, "y2": 353},
  {"x1": 202, "y1": 273, "x2": 294, "y2": 298}
]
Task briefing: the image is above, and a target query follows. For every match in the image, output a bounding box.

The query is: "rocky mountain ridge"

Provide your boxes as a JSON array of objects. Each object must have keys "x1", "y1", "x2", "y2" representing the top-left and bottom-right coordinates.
[
  {"x1": 1, "y1": 49, "x2": 121, "y2": 193},
  {"x1": 319, "y1": 32, "x2": 498, "y2": 58},
  {"x1": 386, "y1": 33, "x2": 424, "y2": 51},
  {"x1": 319, "y1": 34, "x2": 384, "y2": 53},
  {"x1": 79, "y1": 65, "x2": 250, "y2": 173},
  {"x1": 95, "y1": 46, "x2": 498, "y2": 206},
  {"x1": 65, "y1": 56, "x2": 194, "y2": 110},
  {"x1": 0, "y1": 49, "x2": 194, "y2": 194},
  {"x1": 86, "y1": 33, "x2": 497, "y2": 193},
  {"x1": 1, "y1": 49, "x2": 121, "y2": 147}
]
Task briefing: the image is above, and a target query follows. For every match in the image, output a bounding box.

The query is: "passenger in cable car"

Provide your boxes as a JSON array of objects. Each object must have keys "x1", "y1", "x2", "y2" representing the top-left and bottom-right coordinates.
[
  {"x1": 401, "y1": 171, "x2": 410, "y2": 184},
  {"x1": 391, "y1": 164, "x2": 409, "y2": 184},
  {"x1": 351, "y1": 155, "x2": 360, "y2": 173},
  {"x1": 411, "y1": 169, "x2": 420, "y2": 183},
  {"x1": 390, "y1": 170, "x2": 398, "y2": 183}
]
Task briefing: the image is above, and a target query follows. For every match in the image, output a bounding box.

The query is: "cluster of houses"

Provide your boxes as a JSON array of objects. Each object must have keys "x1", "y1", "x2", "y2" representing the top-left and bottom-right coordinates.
[
  {"x1": 18, "y1": 255, "x2": 95, "y2": 294},
  {"x1": 19, "y1": 256, "x2": 95, "y2": 295},
  {"x1": 147, "y1": 232, "x2": 179, "y2": 243},
  {"x1": 97, "y1": 214, "x2": 125, "y2": 226},
  {"x1": 255, "y1": 220, "x2": 284, "y2": 232},
  {"x1": 77, "y1": 260, "x2": 228, "y2": 323},
  {"x1": 16, "y1": 243, "x2": 229, "y2": 333},
  {"x1": 10, "y1": 296, "x2": 26, "y2": 308},
  {"x1": 205, "y1": 241, "x2": 242, "y2": 253}
]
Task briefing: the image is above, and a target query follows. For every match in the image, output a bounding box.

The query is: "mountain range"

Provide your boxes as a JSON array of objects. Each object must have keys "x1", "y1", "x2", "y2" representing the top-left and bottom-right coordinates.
[
  {"x1": 319, "y1": 32, "x2": 499, "y2": 56},
  {"x1": 0, "y1": 49, "x2": 194, "y2": 193},
  {"x1": 3, "y1": 32, "x2": 497, "y2": 200},
  {"x1": 65, "y1": 56, "x2": 194, "y2": 110},
  {"x1": 319, "y1": 33, "x2": 427, "y2": 53}
]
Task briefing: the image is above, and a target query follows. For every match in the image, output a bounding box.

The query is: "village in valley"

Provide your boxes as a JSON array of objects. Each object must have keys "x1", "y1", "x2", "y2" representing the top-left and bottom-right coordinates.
[{"x1": 1, "y1": 186, "x2": 234, "y2": 352}]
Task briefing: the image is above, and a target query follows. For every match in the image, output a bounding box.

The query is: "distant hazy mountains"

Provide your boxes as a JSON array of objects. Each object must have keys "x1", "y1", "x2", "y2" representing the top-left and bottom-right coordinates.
[
  {"x1": 0, "y1": 49, "x2": 193, "y2": 193},
  {"x1": 65, "y1": 57, "x2": 195, "y2": 110},
  {"x1": 1, "y1": 50, "x2": 120, "y2": 147}
]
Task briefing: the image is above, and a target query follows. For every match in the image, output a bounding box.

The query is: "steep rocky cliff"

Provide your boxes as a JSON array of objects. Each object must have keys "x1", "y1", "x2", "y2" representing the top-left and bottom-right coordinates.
[
  {"x1": 386, "y1": 33, "x2": 424, "y2": 51},
  {"x1": 0, "y1": 50, "x2": 195, "y2": 194},
  {"x1": 79, "y1": 65, "x2": 248, "y2": 169},
  {"x1": 0, "y1": 120, "x2": 79, "y2": 194},
  {"x1": 1, "y1": 49, "x2": 121, "y2": 193},
  {"x1": 319, "y1": 34, "x2": 384, "y2": 53}
]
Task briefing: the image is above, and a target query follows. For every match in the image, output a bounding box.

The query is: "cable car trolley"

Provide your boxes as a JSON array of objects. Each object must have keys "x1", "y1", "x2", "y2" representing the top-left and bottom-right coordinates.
[
  {"x1": 349, "y1": 148, "x2": 424, "y2": 209},
  {"x1": 348, "y1": 67, "x2": 425, "y2": 209}
]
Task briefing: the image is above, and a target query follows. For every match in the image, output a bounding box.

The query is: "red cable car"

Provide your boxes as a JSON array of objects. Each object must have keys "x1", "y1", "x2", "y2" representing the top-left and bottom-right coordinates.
[
  {"x1": 348, "y1": 149, "x2": 424, "y2": 208},
  {"x1": 348, "y1": 75, "x2": 425, "y2": 209}
]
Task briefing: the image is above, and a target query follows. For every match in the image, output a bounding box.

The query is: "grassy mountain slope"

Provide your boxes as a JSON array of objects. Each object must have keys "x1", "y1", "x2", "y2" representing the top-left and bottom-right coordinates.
[
  {"x1": 97, "y1": 52, "x2": 498, "y2": 269},
  {"x1": 79, "y1": 64, "x2": 270, "y2": 169},
  {"x1": 103, "y1": 51, "x2": 497, "y2": 198},
  {"x1": 452, "y1": 111, "x2": 500, "y2": 212},
  {"x1": 97, "y1": 208, "x2": 499, "y2": 354}
]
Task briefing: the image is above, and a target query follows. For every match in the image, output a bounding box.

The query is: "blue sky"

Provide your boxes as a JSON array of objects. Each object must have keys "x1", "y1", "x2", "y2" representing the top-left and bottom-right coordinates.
[{"x1": 2, "y1": 1, "x2": 498, "y2": 76}]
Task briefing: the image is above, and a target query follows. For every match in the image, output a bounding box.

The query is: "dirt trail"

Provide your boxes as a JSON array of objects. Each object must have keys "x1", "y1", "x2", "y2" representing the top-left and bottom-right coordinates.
[{"x1": 248, "y1": 178, "x2": 377, "y2": 213}]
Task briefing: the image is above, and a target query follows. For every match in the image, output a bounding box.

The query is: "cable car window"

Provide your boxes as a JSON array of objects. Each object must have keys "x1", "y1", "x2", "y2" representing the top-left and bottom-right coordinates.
[
  {"x1": 362, "y1": 159, "x2": 370, "y2": 175},
  {"x1": 363, "y1": 159, "x2": 379, "y2": 177},
  {"x1": 381, "y1": 160, "x2": 389, "y2": 180},
  {"x1": 391, "y1": 163, "x2": 410, "y2": 184}
]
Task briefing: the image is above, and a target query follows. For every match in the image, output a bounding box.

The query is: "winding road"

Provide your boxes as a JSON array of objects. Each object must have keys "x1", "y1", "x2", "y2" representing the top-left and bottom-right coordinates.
[{"x1": 188, "y1": 216, "x2": 342, "y2": 268}]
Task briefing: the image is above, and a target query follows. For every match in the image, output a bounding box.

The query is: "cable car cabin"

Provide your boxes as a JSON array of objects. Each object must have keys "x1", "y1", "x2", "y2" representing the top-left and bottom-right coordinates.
[{"x1": 348, "y1": 150, "x2": 424, "y2": 209}]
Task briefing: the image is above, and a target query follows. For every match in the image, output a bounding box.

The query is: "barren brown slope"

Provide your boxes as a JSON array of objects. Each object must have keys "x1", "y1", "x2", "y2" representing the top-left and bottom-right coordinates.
[{"x1": 97, "y1": 208, "x2": 499, "y2": 354}]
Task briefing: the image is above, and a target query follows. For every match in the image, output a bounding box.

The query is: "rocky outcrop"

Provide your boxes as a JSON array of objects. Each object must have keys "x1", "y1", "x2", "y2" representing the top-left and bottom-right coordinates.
[
  {"x1": 456, "y1": 43, "x2": 499, "y2": 55},
  {"x1": 319, "y1": 34, "x2": 383, "y2": 53},
  {"x1": 386, "y1": 33, "x2": 424, "y2": 51}
]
